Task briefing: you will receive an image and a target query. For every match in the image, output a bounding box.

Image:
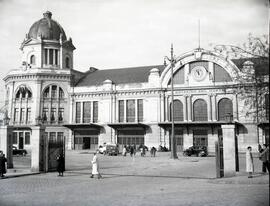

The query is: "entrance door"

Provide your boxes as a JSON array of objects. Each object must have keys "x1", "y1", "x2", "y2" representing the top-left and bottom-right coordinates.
[
  {"x1": 176, "y1": 130, "x2": 183, "y2": 152},
  {"x1": 19, "y1": 132, "x2": 24, "y2": 149},
  {"x1": 90, "y1": 136, "x2": 98, "y2": 150},
  {"x1": 117, "y1": 129, "x2": 144, "y2": 151},
  {"x1": 83, "y1": 137, "x2": 90, "y2": 149}
]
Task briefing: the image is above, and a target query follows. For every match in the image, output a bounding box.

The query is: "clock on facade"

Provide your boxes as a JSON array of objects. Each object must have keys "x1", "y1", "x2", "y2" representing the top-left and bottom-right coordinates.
[{"x1": 191, "y1": 66, "x2": 207, "y2": 81}]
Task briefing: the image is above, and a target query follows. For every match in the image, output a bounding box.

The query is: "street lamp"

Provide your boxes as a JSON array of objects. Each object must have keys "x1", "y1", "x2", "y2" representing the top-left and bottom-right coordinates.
[
  {"x1": 165, "y1": 44, "x2": 178, "y2": 159},
  {"x1": 3, "y1": 116, "x2": 10, "y2": 125}
]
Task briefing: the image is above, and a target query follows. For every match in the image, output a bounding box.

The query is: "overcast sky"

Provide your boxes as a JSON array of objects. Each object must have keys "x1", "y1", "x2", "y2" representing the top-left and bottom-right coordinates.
[{"x1": 0, "y1": 0, "x2": 268, "y2": 105}]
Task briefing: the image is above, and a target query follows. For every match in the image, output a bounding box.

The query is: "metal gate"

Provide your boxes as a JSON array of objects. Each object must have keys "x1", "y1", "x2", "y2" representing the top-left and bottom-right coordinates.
[
  {"x1": 48, "y1": 136, "x2": 65, "y2": 172},
  {"x1": 215, "y1": 129, "x2": 224, "y2": 178}
]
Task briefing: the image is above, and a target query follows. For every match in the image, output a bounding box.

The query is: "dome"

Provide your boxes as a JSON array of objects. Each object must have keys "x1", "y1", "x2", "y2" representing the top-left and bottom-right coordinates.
[{"x1": 28, "y1": 11, "x2": 67, "y2": 41}]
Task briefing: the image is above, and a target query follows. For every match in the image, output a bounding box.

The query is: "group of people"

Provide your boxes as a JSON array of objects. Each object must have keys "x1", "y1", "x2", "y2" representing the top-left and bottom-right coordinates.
[
  {"x1": 0, "y1": 151, "x2": 7, "y2": 178},
  {"x1": 121, "y1": 145, "x2": 157, "y2": 157},
  {"x1": 246, "y1": 144, "x2": 269, "y2": 178}
]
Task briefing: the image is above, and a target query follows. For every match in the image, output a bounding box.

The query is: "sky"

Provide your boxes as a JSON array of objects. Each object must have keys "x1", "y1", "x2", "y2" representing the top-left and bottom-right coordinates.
[{"x1": 0, "y1": 0, "x2": 268, "y2": 105}]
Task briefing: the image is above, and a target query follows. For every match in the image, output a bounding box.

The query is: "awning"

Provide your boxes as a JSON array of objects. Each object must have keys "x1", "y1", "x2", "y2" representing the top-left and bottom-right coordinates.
[
  {"x1": 257, "y1": 121, "x2": 270, "y2": 128},
  {"x1": 11, "y1": 125, "x2": 32, "y2": 131},
  {"x1": 62, "y1": 123, "x2": 102, "y2": 131},
  {"x1": 107, "y1": 123, "x2": 148, "y2": 129}
]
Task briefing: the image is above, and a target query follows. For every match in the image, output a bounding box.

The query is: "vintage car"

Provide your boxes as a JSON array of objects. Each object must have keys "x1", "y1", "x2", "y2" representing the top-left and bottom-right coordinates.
[
  {"x1": 99, "y1": 144, "x2": 119, "y2": 156},
  {"x1": 183, "y1": 146, "x2": 208, "y2": 157},
  {"x1": 12, "y1": 146, "x2": 27, "y2": 156}
]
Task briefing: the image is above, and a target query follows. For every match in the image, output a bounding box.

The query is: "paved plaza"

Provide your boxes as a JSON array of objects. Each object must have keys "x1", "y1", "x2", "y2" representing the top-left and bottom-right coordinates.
[{"x1": 0, "y1": 151, "x2": 269, "y2": 206}]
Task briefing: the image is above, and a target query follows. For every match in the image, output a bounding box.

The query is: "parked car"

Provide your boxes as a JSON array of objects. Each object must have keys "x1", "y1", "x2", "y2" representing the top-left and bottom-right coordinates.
[
  {"x1": 99, "y1": 144, "x2": 119, "y2": 156},
  {"x1": 12, "y1": 146, "x2": 27, "y2": 156},
  {"x1": 183, "y1": 146, "x2": 208, "y2": 157}
]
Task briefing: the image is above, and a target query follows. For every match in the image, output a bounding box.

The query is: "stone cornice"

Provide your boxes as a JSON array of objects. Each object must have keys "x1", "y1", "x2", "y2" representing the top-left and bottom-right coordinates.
[
  {"x1": 4, "y1": 72, "x2": 71, "y2": 83},
  {"x1": 72, "y1": 88, "x2": 166, "y2": 99}
]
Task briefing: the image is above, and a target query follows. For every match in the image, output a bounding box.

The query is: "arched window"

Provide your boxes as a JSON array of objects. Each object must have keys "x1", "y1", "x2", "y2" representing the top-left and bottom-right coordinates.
[
  {"x1": 65, "y1": 57, "x2": 70, "y2": 68},
  {"x1": 30, "y1": 55, "x2": 36, "y2": 65},
  {"x1": 42, "y1": 85, "x2": 66, "y2": 124},
  {"x1": 15, "y1": 86, "x2": 32, "y2": 99},
  {"x1": 59, "y1": 88, "x2": 64, "y2": 99},
  {"x1": 170, "y1": 100, "x2": 183, "y2": 121},
  {"x1": 193, "y1": 99, "x2": 208, "y2": 121},
  {"x1": 218, "y1": 98, "x2": 233, "y2": 121},
  {"x1": 43, "y1": 85, "x2": 65, "y2": 99}
]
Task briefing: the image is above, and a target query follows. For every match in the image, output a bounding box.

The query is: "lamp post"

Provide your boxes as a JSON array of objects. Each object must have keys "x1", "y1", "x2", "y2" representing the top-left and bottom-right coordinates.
[{"x1": 165, "y1": 44, "x2": 178, "y2": 159}]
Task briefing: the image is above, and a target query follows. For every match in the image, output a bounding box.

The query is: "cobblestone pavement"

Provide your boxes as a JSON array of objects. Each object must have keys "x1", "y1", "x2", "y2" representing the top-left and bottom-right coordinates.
[{"x1": 0, "y1": 151, "x2": 269, "y2": 206}]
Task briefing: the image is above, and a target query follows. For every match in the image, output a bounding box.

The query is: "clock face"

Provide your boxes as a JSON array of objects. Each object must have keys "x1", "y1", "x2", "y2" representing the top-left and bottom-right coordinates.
[{"x1": 191, "y1": 66, "x2": 206, "y2": 81}]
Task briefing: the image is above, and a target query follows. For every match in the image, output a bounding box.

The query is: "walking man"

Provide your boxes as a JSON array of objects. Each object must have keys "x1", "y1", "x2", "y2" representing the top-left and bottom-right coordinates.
[
  {"x1": 0, "y1": 151, "x2": 7, "y2": 178},
  {"x1": 259, "y1": 144, "x2": 269, "y2": 173}
]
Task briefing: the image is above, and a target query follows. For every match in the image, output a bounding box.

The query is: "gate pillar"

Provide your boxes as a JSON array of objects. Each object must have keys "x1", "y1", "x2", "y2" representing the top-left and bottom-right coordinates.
[
  {"x1": 31, "y1": 126, "x2": 45, "y2": 172},
  {"x1": 0, "y1": 126, "x2": 13, "y2": 168},
  {"x1": 221, "y1": 124, "x2": 236, "y2": 177}
]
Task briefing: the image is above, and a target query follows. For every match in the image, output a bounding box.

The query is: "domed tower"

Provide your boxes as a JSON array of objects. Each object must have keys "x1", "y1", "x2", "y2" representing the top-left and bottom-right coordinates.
[
  {"x1": 21, "y1": 11, "x2": 75, "y2": 70},
  {"x1": 3, "y1": 11, "x2": 76, "y2": 156}
]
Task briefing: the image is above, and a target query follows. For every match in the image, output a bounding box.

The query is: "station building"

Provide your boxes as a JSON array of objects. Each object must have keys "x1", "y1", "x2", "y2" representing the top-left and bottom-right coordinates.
[{"x1": 1, "y1": 11, "x2": 269, "y2": 155}]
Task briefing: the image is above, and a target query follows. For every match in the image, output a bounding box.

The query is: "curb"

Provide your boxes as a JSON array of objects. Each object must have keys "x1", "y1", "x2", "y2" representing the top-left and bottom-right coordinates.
[{"x1": 1, "y1": 172, "x2": 40, "y2": 179}]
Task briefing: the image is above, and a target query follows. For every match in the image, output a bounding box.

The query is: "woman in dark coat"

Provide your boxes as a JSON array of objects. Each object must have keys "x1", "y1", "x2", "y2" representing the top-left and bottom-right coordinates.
[
  {"x1": 56, "y1": 153, "x2": 65, "y2": 176},
  {"x1": 0, "y1": 152, "x2": 7, "y2": 178}
]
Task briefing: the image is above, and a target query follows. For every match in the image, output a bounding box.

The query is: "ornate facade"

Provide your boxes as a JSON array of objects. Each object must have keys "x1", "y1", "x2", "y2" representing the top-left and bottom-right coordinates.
[{"x1": 2, "y1": 11, "x2": 269, "y2": 154}]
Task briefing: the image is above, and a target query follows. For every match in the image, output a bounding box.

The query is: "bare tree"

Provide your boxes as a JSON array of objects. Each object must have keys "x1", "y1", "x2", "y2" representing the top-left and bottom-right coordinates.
[{"x1": 212, "y1": 33, "x2": 269, "y2": 122}]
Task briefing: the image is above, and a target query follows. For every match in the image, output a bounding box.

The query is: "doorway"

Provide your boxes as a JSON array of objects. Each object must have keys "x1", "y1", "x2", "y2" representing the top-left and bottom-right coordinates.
[
  {"x1": 83, "y1": 137, "x2": 90, "y2": 149},
  {"x1": 19, "y1": 132, "x2": 24, "y2": 149}
]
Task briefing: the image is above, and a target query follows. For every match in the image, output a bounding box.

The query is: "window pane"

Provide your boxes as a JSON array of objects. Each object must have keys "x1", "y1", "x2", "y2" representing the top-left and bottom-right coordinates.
[
  {"x1": 26, "y1": 108, "x2": 31, "y2": 123},
  {"x1": 55, "y1": 50, "x2": 58, "y2": 65},
  {"x1": 93, "y1": 101, "x2": 98, "y2": 123},
  {"x1": 51, "y1": 86, "x2": 57, "y2": 98},
  {"x1": 13, "y1": 132, "x2": 18, "y2": 144},
  {"x1": 44, "y1": 49, "x2": 48, "y2": 64},
  {"x1": 51, "y1": 108, "x2": 56, "y2": 122},
  {"x1": 218, "y1": 98, "x2": 233, "y2": 121},
  {"x1": 25, "y1": 132, "x2": 30, "y2": 145},
  {"x1": 59, "y1": 88, "x2": 64, "y2": 99},
  {"x1": 58, "y1": 108, "x2": 64, "y2": 122},
  {"x1": 127, "y1": 100, "x2": 135, "y2": 122},
  {"x1": 119, "y1": 100, "x2": 124, "y2": 122},
  {"x1": 138, "y1": 99, "x2": 143, "y2": 122},
  {"x1": 193, "y1": 99, "x2": 208, "y2": 121},
  {"x1": 193, "y1": 130, "x2": 208, "y2": 147},
  {"x1": 83, "y1": 102, "x2": 91, "y2": 123},
  {"x1": 49, "y1": 49, "x2": 53, "y2": 64},
  {"x1": 42, "y1": 108, "x2": 48, "y2": 121},
  {"x1": 49, "y1": 132, "x2": 56, "y2": 143},
  {"x1": 170, "y1": 100, "x2": 183, "y2": 121},
  {"x1": 20, "y1": 108, "x2": 25, "y2": 122},
  {"x1": 43, "y1": 87, "x2": 50, "y2": 98},
  {"x1": 57, "y1": 132, "x2": 64, "y2": 142},
  {"x1": 14, "y1": 108, "x2": 19, "y2": 122},
  {"x1": 30, "y1": 55, "x2": 36, "y2": 65},
  {"x1": 76, "y1": 102, "x2": 81, "y2": 123}
]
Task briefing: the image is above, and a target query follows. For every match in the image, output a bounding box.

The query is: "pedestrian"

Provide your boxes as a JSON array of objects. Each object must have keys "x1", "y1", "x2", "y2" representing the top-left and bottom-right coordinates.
[
  {"x1": 130, "y1": 145, "x2": 134, "y2": 157},
  {"x1": 246, "y1": 146, "x2": 254, "y2": 178},
  {"x1": 151, "y1": 147, "x2": 157, "y2": 157},
  {"x1": 90, "y1": 151, "x2": 102, "y2": 179},
  {"x1": 259, "y1": 144, "x2": 269, "y2": 173},
  {"x1": 56, "y1": 153, "x2": 65, "y2": 177},
  {"x1": 122, "y1": 145, "x2": 127, "y2": 156},
  {"x1": 0, "y1": 151, "x2": 7, "y2": 178}
]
